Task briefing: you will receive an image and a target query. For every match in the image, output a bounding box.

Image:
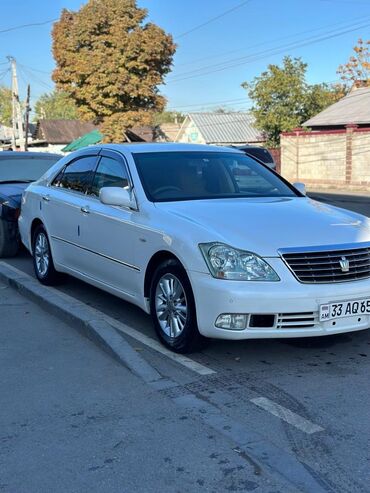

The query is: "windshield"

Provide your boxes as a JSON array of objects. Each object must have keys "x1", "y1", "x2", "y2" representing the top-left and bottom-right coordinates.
[
  {"x1": 0, "y1": 155, "x2": 60, "y2": 182},
  {"x1": 134, "y1": 151, "x2": 297, "y2": 202}
]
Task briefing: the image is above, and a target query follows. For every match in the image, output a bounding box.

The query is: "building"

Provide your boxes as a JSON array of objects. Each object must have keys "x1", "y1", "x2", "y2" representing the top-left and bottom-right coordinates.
[
  {"x1": 0, "y1": 124, "x2": 13, "y2": 148},
  {"x1": 175, "y1": 112, "x2": 265, "y2": 146},
  {"x1": 280, "y1": 86, "x2": 370, "y2": 191},
  {"x1": 157, "y1": 123, "x2": 182, "y2": 142},
  {"x1": 30, "y1": 120, "x2": 98, "y2": 153}
]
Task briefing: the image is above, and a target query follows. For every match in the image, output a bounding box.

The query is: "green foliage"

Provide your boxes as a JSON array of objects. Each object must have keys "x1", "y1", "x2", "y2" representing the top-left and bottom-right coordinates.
[
  {"x1": 153, "y1": 111, "x2": 185, "y2": 125},
  {"x1": 52, "y1": 0, "x2": 176, "y2": 142},
  {"x1": 0, "y1": 86, "x2": 12, "y2": 126},
  {"x1": 242, "y1": 57, "x2": 344, "y2": 147},
  {"x1": 34, "y1": 90, "x2": 78, "y2": 121}
]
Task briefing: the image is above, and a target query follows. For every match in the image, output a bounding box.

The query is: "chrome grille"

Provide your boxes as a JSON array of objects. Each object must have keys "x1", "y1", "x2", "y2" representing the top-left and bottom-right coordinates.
[
  {"x1": 281, "y1": 245, "x2": 370, "y2": 283},
  {"x1": 277, "y1": 312, "x2": 318, "y2": 329}
]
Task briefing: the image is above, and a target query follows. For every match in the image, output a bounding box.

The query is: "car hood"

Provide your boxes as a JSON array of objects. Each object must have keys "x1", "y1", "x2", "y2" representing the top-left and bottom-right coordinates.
[
  {"x1": 0, "y1": 183, "x2": 28, "y2": 205},
  {"x1": 155, "y1": 197, "x2": 370, "y2": 256}
]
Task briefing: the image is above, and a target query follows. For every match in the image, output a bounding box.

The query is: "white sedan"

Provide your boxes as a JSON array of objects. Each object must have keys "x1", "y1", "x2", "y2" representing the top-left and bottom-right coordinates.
[{"x1": 19, "y1": 143, "x2": 370, "y2": 353}]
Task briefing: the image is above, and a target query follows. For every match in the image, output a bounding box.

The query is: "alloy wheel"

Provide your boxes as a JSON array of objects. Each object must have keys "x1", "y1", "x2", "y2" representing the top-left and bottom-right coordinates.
[
  {"x1": 35, "y1": 232, "x2": 50, "y2": 277},
  {"x1": 155, "y1": 273, "x2": 188, "y2": 338}
]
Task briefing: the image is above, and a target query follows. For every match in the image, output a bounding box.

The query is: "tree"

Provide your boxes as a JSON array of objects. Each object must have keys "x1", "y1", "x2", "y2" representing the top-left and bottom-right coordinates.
[
  {"x1": 153, "y1": 111, "x2": 185, "y2": 125},
  {"x1": 337, "y1": 38, "x2": 370, "y2": 88},
  {"x1": 34, "y1": 90, "x2": 78, "y2": 121},
  {"x1": 304, "y1": 83, "x2": 346, "y2": 119},
  {"x1": 52, "y1": 0, "x2": 176, "y2": 141},
  {"x1": 242, "y1": 56, "x2": 343, "y2": 147},
  {"x1": 0, "y1": 86, "x2": 12, "y2": 126}
]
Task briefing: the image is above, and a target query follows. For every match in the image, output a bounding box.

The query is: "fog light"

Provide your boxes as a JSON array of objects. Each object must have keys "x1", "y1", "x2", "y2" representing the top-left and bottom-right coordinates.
[{"x1": 215, "y1": 314, "x2": 248, "y2": 330}]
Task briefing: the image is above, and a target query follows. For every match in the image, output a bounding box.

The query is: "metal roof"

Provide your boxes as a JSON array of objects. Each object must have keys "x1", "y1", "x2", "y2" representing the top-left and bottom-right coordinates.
[
  {"x1": 304, "y1": 87, "x2": 370, "y2": 127},
  {"x1": 186, "y1": 112, "x2": 264, "y2": 144}
]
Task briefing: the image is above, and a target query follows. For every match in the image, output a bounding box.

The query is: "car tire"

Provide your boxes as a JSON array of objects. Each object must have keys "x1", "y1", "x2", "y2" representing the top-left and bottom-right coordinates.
[
  {"x1": 150, "y1": 259, "x2": 207, "y2": 353},
  {"x1": 32, "y1": 225, "x2": 61, "y2": 285},
  {"x1": 0, "y1": 218, "x2": 20, "y2": 258}
]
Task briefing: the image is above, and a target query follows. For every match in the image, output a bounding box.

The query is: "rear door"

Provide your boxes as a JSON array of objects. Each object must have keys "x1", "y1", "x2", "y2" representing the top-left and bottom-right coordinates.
[{"x1": 42, "y1": 152, "x2": 99, "y2": 270}]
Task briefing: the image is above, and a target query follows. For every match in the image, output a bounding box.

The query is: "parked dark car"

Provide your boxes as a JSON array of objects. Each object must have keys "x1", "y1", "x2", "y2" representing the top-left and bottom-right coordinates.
[
  {"x1": 0, "y1": 152, "x2": 61, "y2": 257},
  {"x1": 231, "y1": 145, "x2": 276, "y2": 170}
]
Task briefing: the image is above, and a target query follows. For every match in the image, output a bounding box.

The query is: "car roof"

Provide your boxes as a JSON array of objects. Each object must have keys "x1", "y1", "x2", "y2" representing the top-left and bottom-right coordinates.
[
  {"x1": 0, "y1": 151, "x2": 62, "y2": 159},
  {"x1": 91, "y1": 143, "x2": 244, "y2": 155}
]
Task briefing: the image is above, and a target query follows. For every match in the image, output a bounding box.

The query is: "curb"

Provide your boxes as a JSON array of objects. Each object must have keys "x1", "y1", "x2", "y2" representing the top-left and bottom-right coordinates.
[
  {"x1": 0, "y1": 261, "x2": 163, "y2": 385},
  {"x1": 0, "y1": 262, "x2": 333, "y2": 492}
]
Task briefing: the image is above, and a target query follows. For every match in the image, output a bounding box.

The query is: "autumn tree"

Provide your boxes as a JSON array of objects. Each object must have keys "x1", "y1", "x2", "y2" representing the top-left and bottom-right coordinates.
[
  {"x1": 0, "y1": 86, "x2": 12, "y2": 126},
  {"x1": 34, "y1": 90, "x2": 78, "y2": 121},
  {"x1": 243, "y1": 56, "x2": 343, "y2": 147},
  {"x1": 52, "y1": 0, "x2": 176, "y2": 141},
  {"x1": 337, "y1": 38, "x2": 370, "y2": 88}
]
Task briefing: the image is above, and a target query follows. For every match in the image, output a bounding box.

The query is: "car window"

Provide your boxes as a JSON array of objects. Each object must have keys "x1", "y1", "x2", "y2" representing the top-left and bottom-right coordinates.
[
  {"x1": 134, "y1": 151, "x2": 296, "y2": 202},
  {"x1": 0, "y1": 155, "x2": 60, "y2": 182},
  {"x1": 90, "y1": 156, "x2": 129, "y2": 196},
  {"x1": 53, "y1": 155, "x2": 98, "y2": 193},
  {"x1": 243, "y1": 148, "x2": 274, "y2": 164}
]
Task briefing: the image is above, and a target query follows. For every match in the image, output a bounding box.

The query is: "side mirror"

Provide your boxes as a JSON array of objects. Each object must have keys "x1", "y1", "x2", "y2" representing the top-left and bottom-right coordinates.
[
  {"x1": 293, "y1": 182, "x2": 306, "y2": 195},
  {"x1": 99, "y1": 187, "x2": 135, "y2": 209}
]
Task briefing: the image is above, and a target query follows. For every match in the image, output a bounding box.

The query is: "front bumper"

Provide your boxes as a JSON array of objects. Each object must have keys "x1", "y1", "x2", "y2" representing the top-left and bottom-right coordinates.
[{"x1": 189, "y1": 258, "x2": 370, "y2": 340}]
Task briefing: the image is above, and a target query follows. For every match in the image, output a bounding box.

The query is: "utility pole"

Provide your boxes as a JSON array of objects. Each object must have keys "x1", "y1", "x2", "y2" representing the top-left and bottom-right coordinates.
[
  {"x1": 24, "y1": 84, "x2": 31, "y2": 151},
  {"x1": 7, "y1": 56, "x2": 25, "y2": 151}
]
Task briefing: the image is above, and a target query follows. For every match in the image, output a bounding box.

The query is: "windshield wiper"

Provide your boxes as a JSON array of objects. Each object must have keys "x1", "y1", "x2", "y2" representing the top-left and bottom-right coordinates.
[{"x1": 0, "y1": 180, "x2": 33, "y2": 184}]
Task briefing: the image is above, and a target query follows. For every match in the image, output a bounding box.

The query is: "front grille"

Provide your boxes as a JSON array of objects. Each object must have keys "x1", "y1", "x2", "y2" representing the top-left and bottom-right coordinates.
[
  {"x1": 277, "y1": 312, "x2": 317, "y2": 329},
  {"x1": 282, "y1": 245, "x2": 370, "y2": 283}
]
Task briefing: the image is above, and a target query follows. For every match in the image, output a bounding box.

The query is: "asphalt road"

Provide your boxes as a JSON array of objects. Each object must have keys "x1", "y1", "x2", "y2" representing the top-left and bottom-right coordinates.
[
  {"x1": 3, "y1": 192, "x2": 370, "y2": 492},
  {"x1": 1, "y1": 280, "x2": 284, "y2": 493}
]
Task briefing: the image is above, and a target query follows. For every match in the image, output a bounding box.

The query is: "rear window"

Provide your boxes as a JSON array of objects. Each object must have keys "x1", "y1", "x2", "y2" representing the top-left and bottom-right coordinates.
[
  {"x1": 0, "y1": 155, "x2": 61, "y2": 182},
  {"x1": 242, "y1": 148, "x2": 274, "y2": 164}
]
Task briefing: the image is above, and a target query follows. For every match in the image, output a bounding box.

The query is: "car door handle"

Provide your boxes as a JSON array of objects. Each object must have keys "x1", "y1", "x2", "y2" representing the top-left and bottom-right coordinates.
[
  {"x1": 81, "y1": 206, "x2": 90, "y2": 214},
  {"x1": 42, "y1": 195, "x2": 50, "y2": 202}
]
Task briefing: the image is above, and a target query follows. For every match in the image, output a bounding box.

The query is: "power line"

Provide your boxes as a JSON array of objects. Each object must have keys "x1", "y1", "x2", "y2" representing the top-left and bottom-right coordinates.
[
  {"x1": 175, "y1": 13, "x2": 370, "y2": 68},
  {"x1": 167, "y1": 97, "x2": 251, "y2": 110},
  {"x1": 18, "y1": 63, "x2": 52, "y2": 75},
  {"x1": 0, "y1": 18, "x2": 57, "y2": 35},
  {"x1": 175, "y1": 0, "x2": 252, "y2": 39},
  {"x1": 18, "y1": 64, "x2": 54, "y2": 90},
  {"x1": 170, "y1": 18, "x2": 370, "y2": 81},
  {"x1": 168, "y1": 18, "x2": 370, "y2": 83},
  {"x1": 0, "y1": 68, "x2": 10, "y2": 83}
]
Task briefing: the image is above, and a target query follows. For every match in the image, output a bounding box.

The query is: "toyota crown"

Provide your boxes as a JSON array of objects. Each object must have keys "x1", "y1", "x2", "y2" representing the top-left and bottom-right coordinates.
[{"x1": 19, "y1": 143, "x2": 370, "y2": 353}]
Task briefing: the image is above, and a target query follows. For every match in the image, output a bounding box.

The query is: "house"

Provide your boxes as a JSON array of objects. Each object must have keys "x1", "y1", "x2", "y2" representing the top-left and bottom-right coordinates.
[
  {"x1": 29, "y1": 120, "x2": 98, "y2": 153},
  {"x1": 280, "y1": 86, "x2": 370, "y2": 191},
  {"x1": 127, "y1": 124, "x2": 182, "y2": 143},
  {"x1": 60, "y1": 123, "x2": 185, "y2": 152},
  {"x1": 175, "y1": 112, "x2": 265, "y2": 146},
  {"x1": 157, "y1": 123, "x2": 182, "y2": 142},
  {"x1": 0, "y1": 124, "x2": 13, "y2": 147}
]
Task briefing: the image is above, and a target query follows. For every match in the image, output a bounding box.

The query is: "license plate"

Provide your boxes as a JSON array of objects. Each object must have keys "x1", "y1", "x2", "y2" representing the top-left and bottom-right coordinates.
[{"x1": 319, "y1": 298, "x2": 370, "y2": 322}]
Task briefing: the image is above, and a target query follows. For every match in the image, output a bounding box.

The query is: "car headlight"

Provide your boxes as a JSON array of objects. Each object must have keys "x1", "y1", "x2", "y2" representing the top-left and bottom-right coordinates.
[{"x1": 199, "y1": 243, "x2": 280, "y2": 281}]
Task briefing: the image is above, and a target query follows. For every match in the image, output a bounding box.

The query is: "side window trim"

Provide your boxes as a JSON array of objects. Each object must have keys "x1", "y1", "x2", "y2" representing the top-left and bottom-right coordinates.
[
  {"x1": 50, "y1": 154, "x2": 100, "y2": 195},
  {"x1": 99, "y1": 149, "x2": 133, "y2": 190},
  {"x1": 87, "y1": 156, "x2": 103, "y2": 196}
]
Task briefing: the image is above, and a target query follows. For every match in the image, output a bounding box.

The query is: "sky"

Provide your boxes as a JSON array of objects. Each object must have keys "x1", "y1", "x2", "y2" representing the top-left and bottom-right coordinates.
[{"x1": 0, "y1": 0, "x2": 369, "y2": 115}]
